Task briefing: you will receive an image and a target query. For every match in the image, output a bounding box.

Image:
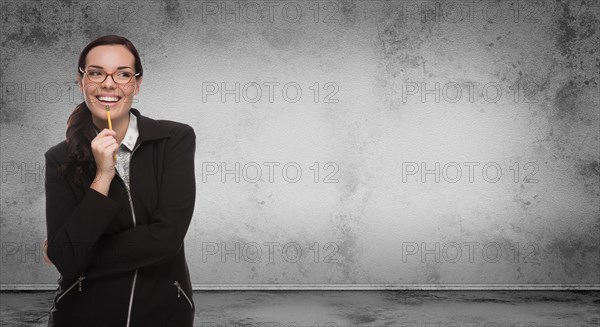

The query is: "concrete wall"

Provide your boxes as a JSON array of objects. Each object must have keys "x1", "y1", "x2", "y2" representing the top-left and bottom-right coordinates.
[{"x1": 1, "y1": 0, "x2": 598, "y2": 287}]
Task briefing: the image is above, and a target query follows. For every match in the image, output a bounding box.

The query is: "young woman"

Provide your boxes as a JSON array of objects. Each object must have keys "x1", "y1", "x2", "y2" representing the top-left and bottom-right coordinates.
[{"x1": 43, "y1": 35, "x2": 196, "y2": 326}]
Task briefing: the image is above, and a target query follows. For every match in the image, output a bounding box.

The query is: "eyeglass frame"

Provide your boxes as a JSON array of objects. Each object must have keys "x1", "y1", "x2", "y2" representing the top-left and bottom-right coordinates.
[{"x1": 78, "y1": 66, "x2": 141, "y2": 84}]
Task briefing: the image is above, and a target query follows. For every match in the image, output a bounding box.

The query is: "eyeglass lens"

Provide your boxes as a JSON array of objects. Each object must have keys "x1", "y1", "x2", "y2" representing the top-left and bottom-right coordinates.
[{"x1": 86, "y1": 69, "x2": 135, "y2": 84}]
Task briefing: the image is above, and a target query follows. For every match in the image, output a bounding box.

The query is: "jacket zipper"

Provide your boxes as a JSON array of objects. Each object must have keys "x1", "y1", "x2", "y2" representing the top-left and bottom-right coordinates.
[
  {"x1": 174, "y1": 280, "x2": 194, "y2": 309},
  {"x1": 117, "y1": 143, "x2": 141, "y2": 327},
  {"x1": 56, "y1": 275, "x2": 86, "y2": 303}
]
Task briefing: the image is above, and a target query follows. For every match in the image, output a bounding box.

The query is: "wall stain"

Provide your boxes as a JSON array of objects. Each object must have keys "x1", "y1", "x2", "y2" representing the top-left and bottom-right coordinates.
[
  {"x1": 339, "y1": 0, "x2": 358, "y2": 24},
  {"x1": 1, "y1": 5, "x2": 63, "y2": 50},
  {"x1": 0, "y1": 64, "x2": 5, "y2": 123},
  {"x1": 422, "y1": 262, "x2": 440, "y2": 283},
  {"x1": 373, "y1": 2, "x2": 440, "y2": 112},
  {"x1": 511, "y1": 182, "x2": 541, "y2": 212},
  {"x1": 260, "y1": 27, "x2": 301, "y2": 51},
  {"x1": 376, "y1": 20, "x2": 430, "y2": 75},
  {"x1": 554, "y1": 79, "x2": 596, "y2": 124},
  {"x1": 534, "y1": 1, "x2": 599, "y2": 201},
  {"x1": 574, "y1": 158, "x2": 600, "y2": 196},
  {"x1": 545, "y1": 230, "x2": 599, "y2": 279},
  {"x1": 161, "y1": 0, "x2": 183, "y2": 28},
  {"x1": 0, "y1": 106, "x2": 26, "y2": 126},
  {"x1": 555, "y1": 0, "x2": 599, "y2": 58},
  {"x1": 82, "y1": 21, "x2": 117, "y2": 43}
]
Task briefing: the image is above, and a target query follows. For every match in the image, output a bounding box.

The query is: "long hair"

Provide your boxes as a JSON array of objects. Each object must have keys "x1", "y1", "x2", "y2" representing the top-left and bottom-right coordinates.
[{"x1": 57, "y1": 35, "x2": 143, "y2": 186}]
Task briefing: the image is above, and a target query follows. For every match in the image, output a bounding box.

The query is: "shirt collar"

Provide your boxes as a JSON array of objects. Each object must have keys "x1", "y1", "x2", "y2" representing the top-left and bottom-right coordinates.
[{"x1": 121, "y1": 111, "x2": 138, "y2": 151}]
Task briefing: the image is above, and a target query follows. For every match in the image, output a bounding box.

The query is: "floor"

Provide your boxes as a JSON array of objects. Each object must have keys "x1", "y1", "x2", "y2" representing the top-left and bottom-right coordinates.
[{"x1": 1, "y1": 290, "x2": 598, "y2": 326}]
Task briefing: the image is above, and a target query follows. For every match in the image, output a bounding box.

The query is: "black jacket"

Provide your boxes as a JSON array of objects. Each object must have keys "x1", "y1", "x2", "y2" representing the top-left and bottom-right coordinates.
[{"x1": 44, "y1": 108, "x2": 196, "y2": 327}]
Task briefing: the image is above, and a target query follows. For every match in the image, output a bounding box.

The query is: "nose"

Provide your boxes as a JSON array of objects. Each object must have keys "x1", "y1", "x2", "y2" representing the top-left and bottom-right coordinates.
[{"x1": 101, "y1": 73, "x2": 117, "y2": 88}]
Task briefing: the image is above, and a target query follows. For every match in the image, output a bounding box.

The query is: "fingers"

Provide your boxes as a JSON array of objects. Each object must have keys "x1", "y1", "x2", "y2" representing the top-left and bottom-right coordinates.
[
  {"x1": 92, "y1": 129, "x2": 119, "y2": 153},
  {"x1": 106, "y1": 143, "x2": 120, "y2": 159},
  {"x1": 95, "y1": 128, "x2": 117, "y2": 138},
  {"x1": 93, "y1": 129, "x2": 117, "y2": 143},
  {"x1": 95, "y1": 137, "x2": 118, "y2": 149}
]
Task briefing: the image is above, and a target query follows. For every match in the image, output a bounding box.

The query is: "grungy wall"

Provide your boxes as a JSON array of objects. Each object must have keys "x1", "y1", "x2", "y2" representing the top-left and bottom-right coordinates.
[{"x1": 1, "y1": 0, "x2": 598, "y2": 286}]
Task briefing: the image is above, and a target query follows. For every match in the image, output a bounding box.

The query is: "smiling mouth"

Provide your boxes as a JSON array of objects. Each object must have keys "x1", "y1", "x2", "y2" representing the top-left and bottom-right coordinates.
[{"x1": 95, "y1": 95, "x2": 122, "y2": 103}]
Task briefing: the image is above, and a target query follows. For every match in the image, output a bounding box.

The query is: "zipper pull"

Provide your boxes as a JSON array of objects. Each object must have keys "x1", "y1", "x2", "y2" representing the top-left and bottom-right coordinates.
[
  {"x1": 78, "y1": 275, "x2": 86, "y2": 292},
  {"x1": 174, "y1": 281, "x2": 181, "y2": 298}
]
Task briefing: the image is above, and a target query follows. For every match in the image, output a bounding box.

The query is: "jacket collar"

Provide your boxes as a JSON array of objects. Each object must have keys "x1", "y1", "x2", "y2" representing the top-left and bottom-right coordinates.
[{"x1": 130, "y1": 108, "x2": 171, "y2": 143}]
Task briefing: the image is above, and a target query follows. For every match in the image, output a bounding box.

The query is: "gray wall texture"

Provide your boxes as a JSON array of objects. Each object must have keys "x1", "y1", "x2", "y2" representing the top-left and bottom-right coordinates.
[{"x1": 0, "y1": 0, "x2": 598, "y2": 286}]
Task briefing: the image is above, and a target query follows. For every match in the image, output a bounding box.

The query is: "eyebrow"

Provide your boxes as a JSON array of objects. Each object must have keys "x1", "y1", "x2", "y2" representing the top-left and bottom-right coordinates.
[{"x1": 88, "y1": 65, "x2": 133, "y2": 70}]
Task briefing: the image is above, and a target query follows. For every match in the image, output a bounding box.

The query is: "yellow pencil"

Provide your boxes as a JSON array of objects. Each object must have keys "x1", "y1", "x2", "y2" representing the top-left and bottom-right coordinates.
[{"x1": 106, "y1": 105, "x2": 117, "y2": 161}]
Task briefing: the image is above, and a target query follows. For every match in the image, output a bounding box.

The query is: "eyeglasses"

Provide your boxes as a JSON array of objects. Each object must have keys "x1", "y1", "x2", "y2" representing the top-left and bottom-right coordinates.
[{"x1": 79, "y1": 66, "x2": 141, "y2": 84}]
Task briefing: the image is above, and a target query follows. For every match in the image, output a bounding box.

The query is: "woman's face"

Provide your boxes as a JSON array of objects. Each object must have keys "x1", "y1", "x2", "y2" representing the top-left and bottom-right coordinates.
[{"x1": 77, "y1": 44, "x2": 143, "y2": 126}]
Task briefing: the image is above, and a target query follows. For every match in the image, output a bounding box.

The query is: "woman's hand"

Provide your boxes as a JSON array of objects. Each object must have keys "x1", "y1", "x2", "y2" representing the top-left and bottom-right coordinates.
[
  {"x1": 92, "y1": 128, "x2": 119, "y2": 178},
  {"x1": 90, "y1": 128, "x2": 119, "y2": 196},
  {"x1": 43, "y1": 239, "x2": 53, "y2": 265}
]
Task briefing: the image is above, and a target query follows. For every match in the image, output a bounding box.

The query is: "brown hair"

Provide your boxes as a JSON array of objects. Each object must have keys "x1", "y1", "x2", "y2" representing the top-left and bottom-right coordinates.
[{"x1": 58, "y1": 35, "x2": 143, "y2": 186}]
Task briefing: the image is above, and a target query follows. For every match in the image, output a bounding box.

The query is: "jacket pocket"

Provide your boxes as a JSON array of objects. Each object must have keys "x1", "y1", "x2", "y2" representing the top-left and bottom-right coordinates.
[
  {"x1": 173, "y1": 280, "x2": 193, "y2": 309},
  {"x1": 56, "y1": 275, "x2": 86, "y2": 303}
]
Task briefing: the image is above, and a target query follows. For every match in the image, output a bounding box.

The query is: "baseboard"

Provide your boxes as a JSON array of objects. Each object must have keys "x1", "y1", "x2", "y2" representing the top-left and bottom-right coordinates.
[{"x1": 2, "y1": 284, "x2": 599, "y2": 291}]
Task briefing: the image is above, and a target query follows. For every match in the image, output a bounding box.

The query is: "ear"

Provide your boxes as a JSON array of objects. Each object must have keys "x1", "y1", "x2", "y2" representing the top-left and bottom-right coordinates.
[{"x1": 134, "y1": 77, "x2": 143, "y2": 96}]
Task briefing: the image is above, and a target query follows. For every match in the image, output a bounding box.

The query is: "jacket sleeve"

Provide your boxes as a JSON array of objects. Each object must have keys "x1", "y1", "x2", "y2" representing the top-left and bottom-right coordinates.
[
  {"x1": 84, "y1": 125, "x2": 196, "y2": 279},
  {"x1": 45, "y1": 148, "x2": 125, "y2": 280}
]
